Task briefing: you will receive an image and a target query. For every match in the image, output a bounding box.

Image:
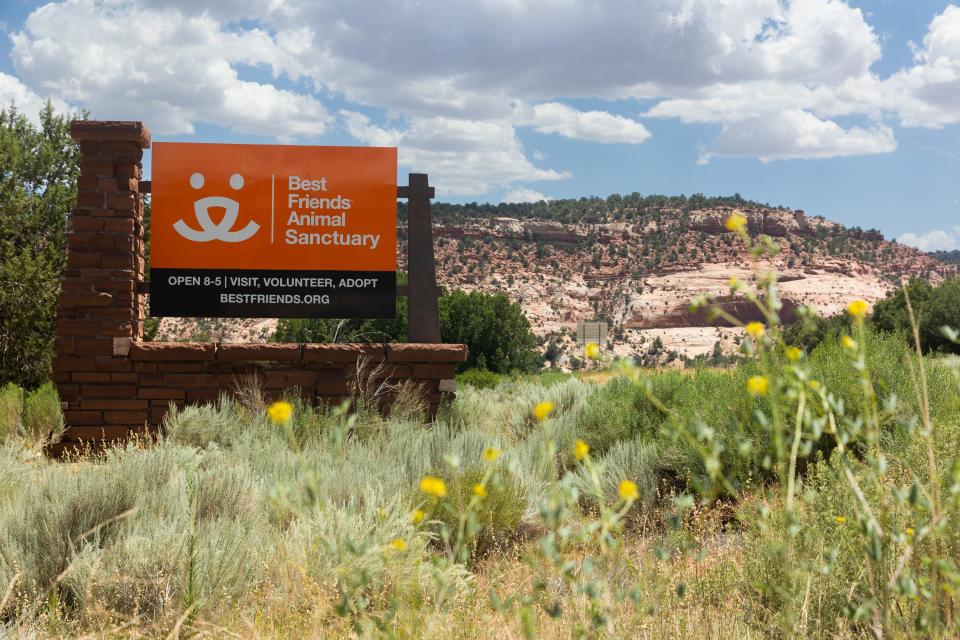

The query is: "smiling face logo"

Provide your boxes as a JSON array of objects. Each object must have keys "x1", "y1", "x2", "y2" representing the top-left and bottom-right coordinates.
[{"x1": 173, "y1": 172, "x2": 260, "y2": 243}]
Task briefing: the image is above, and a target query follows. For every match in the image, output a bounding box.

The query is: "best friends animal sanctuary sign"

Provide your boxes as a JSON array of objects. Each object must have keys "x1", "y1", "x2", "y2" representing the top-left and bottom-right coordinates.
[{"x1": 149, "y1": 143, "x2": 397, "y2": 318}]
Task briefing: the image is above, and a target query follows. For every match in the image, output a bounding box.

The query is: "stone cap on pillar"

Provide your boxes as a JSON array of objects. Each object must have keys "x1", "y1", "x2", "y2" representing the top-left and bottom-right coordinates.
[{"x1": 70, "y1": 120, "x2": 151, "y2": 148}]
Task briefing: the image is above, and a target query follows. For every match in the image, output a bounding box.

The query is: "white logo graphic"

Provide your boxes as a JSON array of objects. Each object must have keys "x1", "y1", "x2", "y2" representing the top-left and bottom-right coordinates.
[{"x1": 173, "y1": 172, "x2": 260, "y2": 242}]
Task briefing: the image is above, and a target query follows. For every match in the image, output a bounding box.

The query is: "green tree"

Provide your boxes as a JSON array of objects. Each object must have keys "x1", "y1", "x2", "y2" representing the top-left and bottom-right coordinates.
[
  {"x1": 439, "y1": 290, "x2": 539, "y2": 372},
  {"x1": 872, "y1": 278, "x2": 960, "y2": 354},
  {"x1": 0, "y1": 103, "x2": 79, "y2": 387},
  {"x1": 274, "y1": 288, "x2": 539, "y2": 373}
]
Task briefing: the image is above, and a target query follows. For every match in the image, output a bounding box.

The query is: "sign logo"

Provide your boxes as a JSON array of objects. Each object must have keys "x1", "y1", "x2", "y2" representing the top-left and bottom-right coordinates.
[
  {"x1": 173, "y1": 172, "x2": 260, "y2": 243},
  {"x1": 150, "y1": 142, "x2": 398, "y2": 319}
]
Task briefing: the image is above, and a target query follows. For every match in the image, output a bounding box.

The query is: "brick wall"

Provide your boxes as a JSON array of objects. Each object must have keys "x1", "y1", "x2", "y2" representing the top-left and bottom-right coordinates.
[{"x1": 52, "y1": 121, "x2": 466, "y2": 454}]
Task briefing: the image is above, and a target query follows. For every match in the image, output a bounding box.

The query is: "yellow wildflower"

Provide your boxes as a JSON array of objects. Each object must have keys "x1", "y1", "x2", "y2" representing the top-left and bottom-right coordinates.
[
  {"x1": 846, "y1": 299, "x2": 869, "y2": 320},
  {"x1": 785, "y1": 346, "x2": 802, "y2": 362},
  {"x1": 905, "y1": 527, "x2": 915, "y2": 537},
  {"x1": 389, "y1": 538, "x2": 408, "y2": 552},
  {"x1": 745, "y1": 322, "x2": 765, "y2": 340},
  {"x1": 472, "y1": 483, "x2": 487, "y2": 498},
  {"x1": 574, "y1": 439, "x2": 590, "y2": 462},
  {"x1": 533, "y1": 401, "x2": 554, "y2": 421},
  {"x1": 842, "y1": 335, "x2": 858, "y2": 351},
  {"x1": 835, "y1": 516, "x2": 846, "y2": 524},
  {"x1": 808, "y1": 380, "x2": 821, "y2": 391},
  {"x1": 585, "y1": 342, "x2": 601, "y2": 360},
  {"x1": 411, "y1": 509, "x2": 425, "y2": 525},
  {"x1": 419, "y1": 476, "x2": 447, "y2": 498},
  {"x1": 266, "y1": 401, "x2": 293, "y2": 425},
  {"x1": 483, "y1": 447, "x2": 501, "y2": 463},
  {"x1": 747, "y1": 375, "x2": 769, "y2": 397},
  {"x1": 725, "y1": 211, "x2": 748, "y2": 233},
  {"x1": 619, "y1": 480, "x2": 639, "y2": 501},
  {"x1": 728, "y1": 276, "x2": 740, "y2": 290}
]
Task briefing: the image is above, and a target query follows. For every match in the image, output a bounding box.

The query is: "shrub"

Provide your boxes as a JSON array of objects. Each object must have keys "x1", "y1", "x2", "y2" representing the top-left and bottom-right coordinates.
[
  {"x1": 22, "y1": 382, "x2": 64, "y2": 443},
  {"x1": 421, "y1": 465, "x2": 526, "y2": 559},
  {"x1": 457, "y1": 368, "x2": 503, "y2": 389},
  {"x1": 0, "y1": 104, "x2": 80, "y2": 388},
  {"x1": 275, "y1": 288, "x2": 540, "y2": 374},
  {"x1": 0, "y1": 383, "x2": 23, "y2": 442}
]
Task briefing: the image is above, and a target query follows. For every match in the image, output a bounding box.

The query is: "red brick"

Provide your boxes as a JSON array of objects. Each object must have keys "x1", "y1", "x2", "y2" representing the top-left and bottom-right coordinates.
[
  {"x1": 75, "y1": 338, "x2": 114, "y2": 356},
  {"x1": 157, "y1": 362, "x2": 205, "y2": 372},
  {"x1": 79, "y1": 161, "x2": 114, "y2": 178},
  {"x1": 100, "y1": 140, "x2": 143, "y2": 155},
  {"x1": 72, "y1": 217, "x2": 104, "y2": 232},
  {"x1": 104, "y1": 218, "x2": 135, "y2": 233},
  {"x1": 77, "y1": 175, "x2": 99, "y2": 191},
  {"x1": 66, "y1": 252, "x2": 101, "y2": 268},
  {"x1": 106, "y1": 192, "x2": 135, "y2": 209},
  {"x1": 58, "y1": 384, "x2": 80, "y2": 400},
  {"x1": 96, "y1": 279, "x2": 134, "y2": 294},
  {"x1": 53, "y1": 356, "x2": 94, "y2": 373},
  {"x1": 60, "y1": 292, "x2": 112, "y2": 308},
  {"x1": 80, "y1": 399, "x2": 148, "y2": 410},
  {"x1": 103, "y1": 411, "x2": 147, "y2": 425},
  {"x1": 303, "y1": 343, "x2": 386, "y2": 363},
  {"x1": 68, "y1": 233, "x2": 114, "y2": 252},
  {"x1": 79, "y1": 140, "x2": 99, "y2": 154},
  {"x1": 110, "y1": 373, "x2": 138, "y2": 383},
  {"x1": 163, "y1": 373, "x2": 217, "y2": 387},
  {"x1": 94, "y1": 357, "x2": 133, "y2": 372},
  {"x1": 315, "y1": 379, "x2": 349, "y2": 395},
  {"x1": 70, "y1": 121, "x2": 151, "y2": 146},
  {"x1": 72, "y1": 372, "x2": 111, "y2": 383},
  {"x1": 83, "y1": 384, "x2": 136, "y2": 398},
  {"x1": 386, "y1": 343, "x2": 468, "y2": 363},
  {"x1": 53, "y1": 372, "x2": 72, "y2": 384},
  {"x1": 63, "y1": 411, "x2": 104, "y2": 426},
  {"x1": 150, "y1": 406, "x2": 170, "y2": 424},
  {"x1": 63, "y1": 425, "x2": 128, "y2": 441},
  {"x1": 186, "y1": 389, "x2": 221, "y2": 403},
  {"x1": 265, "y1": 370, "x2": 316, "y2": 389},
  {"x1": 217, "y1": 344, "x2": 301, "y2": 362},
  {"x1": 75, "y1": 191, "x2": 105, "y2": 207},
  {"x1": 101, "y1": 252, "x2": 135, "y2": 268},
  {"x1": 137, "y1": 373, "x2": 165, "y2": 385},
  {"x1": 130, "y1": 342, "x2": 216, "y2": 361},
  {"x1": 97, "y1": 177, "x2": 118, "y2": 192},
  {"x1": 57, "y1": 319, "x2": 100, "y2": 337},
  {"x1": 113, "y1": 235, "x2": 135, "y2": 252},
  {"x1": 216, "y1": 372, "x2": 262, "y2": 387},
  {"x1": 138, "y1": 387, "x2": 185, "y2": 400},
  {"x1": 96, "y1": 308, "x2": 135, "y2": 320},
  {"x1": 115, "y1": 163, "x2": 142, "y2": 179},
  {"x1": 56, "y1": 337, "x2": 75, "y2": 353}
]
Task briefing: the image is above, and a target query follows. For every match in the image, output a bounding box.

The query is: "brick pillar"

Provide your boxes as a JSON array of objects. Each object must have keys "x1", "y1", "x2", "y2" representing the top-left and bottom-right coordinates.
[{"x1": 53, "y1": 121, "x2": 150, "y2": 444}]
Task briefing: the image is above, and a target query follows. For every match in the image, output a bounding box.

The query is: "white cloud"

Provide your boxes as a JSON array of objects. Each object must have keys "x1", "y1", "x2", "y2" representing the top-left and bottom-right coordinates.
[
  {"x1": 0, "y1": 72, "x2": 70, "y2": 122},
  {"x1": 884, "y1": 6, "x2": 960, "y2": 128},
  {"x1": 502, "y1": 188, "x2": 551, "y2": 203},
  {"x1": 526, "y1": 103, "x2": 651, "y2": 144},
  {"x1": 8, "y1": 0, "x2": 960, "y2": 195},
  {"x1": 898, "y1": 226, "x2": 960, "y2": 252},
  {"x1": 10, "y1": 0, "x2": 329, "y2": 137},
  {"x1": 699, "y1": 110, "x2": 896, "y2": 163},
  {"x1": 340, "y1": 110, "x2": 569, "y2": 196}
]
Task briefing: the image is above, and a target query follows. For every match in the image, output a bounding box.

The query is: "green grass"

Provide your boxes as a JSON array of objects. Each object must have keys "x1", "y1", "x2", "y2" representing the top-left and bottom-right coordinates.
[{"x1": 1, "y1": 329, "x2": 959, "y2": 638}]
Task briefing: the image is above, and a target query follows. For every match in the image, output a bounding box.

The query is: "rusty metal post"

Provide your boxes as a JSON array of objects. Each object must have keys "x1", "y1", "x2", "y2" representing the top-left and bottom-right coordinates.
[{"x1": 401, "y1": 173, "x2": 440, "y2": 342}]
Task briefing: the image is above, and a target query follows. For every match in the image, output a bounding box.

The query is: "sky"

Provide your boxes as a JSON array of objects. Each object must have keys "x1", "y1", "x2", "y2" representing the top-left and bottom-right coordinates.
[{"x1": 1, "y1": 0, "x2": 960, "y2": 250}]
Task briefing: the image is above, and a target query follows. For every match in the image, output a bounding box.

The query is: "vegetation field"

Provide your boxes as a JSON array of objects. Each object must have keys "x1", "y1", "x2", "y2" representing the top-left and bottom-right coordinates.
[{"x1": 3, "y1": 315, "x2": 960, "y2": 638}]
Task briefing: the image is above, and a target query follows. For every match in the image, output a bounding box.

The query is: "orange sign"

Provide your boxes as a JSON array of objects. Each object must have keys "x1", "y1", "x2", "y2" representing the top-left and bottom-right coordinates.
[
  {"x1": 149, "y1": 143, "x2": 398, "y2": 318},
  {"x1": 151, "y1": 143, "x2": 396, "y2": 270}
]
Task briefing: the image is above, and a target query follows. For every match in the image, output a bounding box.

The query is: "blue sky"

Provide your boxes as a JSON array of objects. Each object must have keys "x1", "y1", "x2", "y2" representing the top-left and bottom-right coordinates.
[{"x1": 2, "y1": 0, "x2": 960, "y2": 249}]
